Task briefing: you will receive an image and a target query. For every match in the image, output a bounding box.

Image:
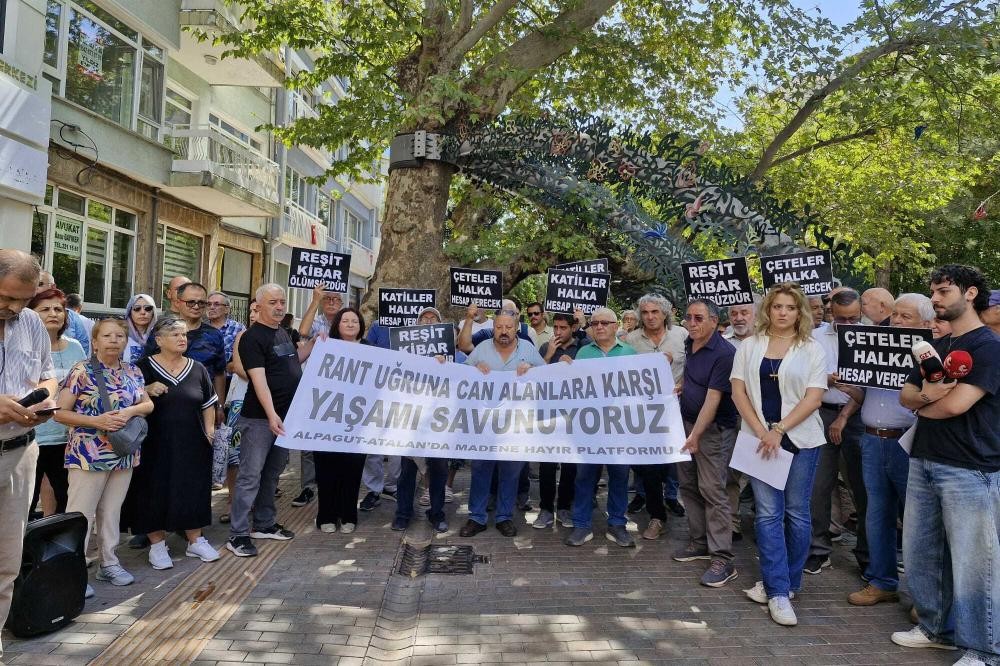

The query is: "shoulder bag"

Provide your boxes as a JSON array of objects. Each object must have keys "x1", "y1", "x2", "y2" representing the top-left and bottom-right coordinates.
[{"x1": 89, "y1": 357, "x2": 147, "y2": 458}]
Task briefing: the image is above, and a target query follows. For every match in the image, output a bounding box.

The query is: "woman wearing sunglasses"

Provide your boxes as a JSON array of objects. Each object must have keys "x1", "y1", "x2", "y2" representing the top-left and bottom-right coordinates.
[{"x1": 123, "y1": 294, "x2": 159, "y2": 363}]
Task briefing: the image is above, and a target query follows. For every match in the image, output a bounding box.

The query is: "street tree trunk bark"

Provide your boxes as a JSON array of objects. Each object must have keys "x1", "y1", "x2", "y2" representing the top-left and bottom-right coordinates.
[{"x1": 361, "y1": 160, "x2": 457, "y2": 323}]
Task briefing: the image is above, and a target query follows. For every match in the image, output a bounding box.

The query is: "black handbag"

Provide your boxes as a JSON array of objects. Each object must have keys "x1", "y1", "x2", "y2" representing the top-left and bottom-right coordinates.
[{"x1": 90, "y1": 357, "x2": 147, "y2": 457}]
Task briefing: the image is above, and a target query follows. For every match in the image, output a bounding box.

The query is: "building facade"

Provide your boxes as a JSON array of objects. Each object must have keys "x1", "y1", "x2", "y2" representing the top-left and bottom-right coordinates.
[{"x1": 1, "y1": 0, "x2": 382, "y2": 323}]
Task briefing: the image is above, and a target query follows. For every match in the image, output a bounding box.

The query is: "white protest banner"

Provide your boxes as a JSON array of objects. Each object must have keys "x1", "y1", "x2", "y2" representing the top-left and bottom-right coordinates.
[{"x1": 277, "y1": 339, "x2": 689, "y2": 466}]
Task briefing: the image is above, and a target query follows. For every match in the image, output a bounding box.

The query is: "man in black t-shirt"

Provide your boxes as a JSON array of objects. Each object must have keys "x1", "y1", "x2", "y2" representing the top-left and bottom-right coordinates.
[
  {"x1": 891, "y1": 265, "x2": 1000, "y2": 664},
  {"x1": 227, "y1": 284, "x2": 321, "y2": 558}
]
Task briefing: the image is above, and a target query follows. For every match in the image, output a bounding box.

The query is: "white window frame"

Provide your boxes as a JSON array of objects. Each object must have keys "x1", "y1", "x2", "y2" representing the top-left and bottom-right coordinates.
[
  {"x1": 209, "y1": 111, "x2": 263, "y2": 154},
  {"x1": 164, "y1": 84, "x2": 195, "y2": 128},
  {"x1": 345, "y1": 208, "x2": 369, "y2": 249},
  {"x1": 42, "y1": 0, "x2": 167, "y2": 138},
  {"x1": 156, "y1": 222, "x2": 204, "y2": 296},
  {"x1": 34, "y1": 185, "x2": 138, "y2": 312}
]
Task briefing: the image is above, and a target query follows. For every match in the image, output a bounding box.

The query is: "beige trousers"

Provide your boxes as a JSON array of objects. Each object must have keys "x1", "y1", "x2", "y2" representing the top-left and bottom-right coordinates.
[
  {"x1": 0, "y1": 441, "x2": 39, "y2": 659},
  {"x1": 67, "y1": 467, "x2": 132, "y2": 568}
]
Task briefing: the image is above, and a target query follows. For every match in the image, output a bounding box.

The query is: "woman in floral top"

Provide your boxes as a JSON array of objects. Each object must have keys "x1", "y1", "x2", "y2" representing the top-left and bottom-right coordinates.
[{"x1": 56, "y1": 319, "x2": 153, "y2": 588}]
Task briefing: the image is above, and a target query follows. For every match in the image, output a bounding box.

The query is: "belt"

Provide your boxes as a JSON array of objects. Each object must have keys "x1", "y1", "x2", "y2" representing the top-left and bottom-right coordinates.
[
  {"x1": 864, "y1": 426, "x2": 906, "y2": 439},
  {"x1": 0, "y1": 429, "x2": 35, "y2": 455},
  {"x1": 820, "y1": 402, "x2": 846, "y2": 411}
]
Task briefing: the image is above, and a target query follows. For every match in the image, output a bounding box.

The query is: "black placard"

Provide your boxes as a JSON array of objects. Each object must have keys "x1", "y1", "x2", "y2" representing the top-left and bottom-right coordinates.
[
  {"x1": 378, "y1": 289, "x2": 436, "y2": 327},
  {"x1": 759, "y1": 249, "x2": 833, "y2": 297},
  {"x1": 389, "y1": 323, "x2": 456, "y2": 361},
  {"x1": 544, "y1": 268, "x2": 610, "y2": 315},
  {"x1": 288, "y1": 248, "x2": 352, "y2": 293},
  {"x1": 836, "y1": 324, "x2": 932, "y2": 390},
  {"x1": 681, "y1": 257, "x2": 754, "y2": 306},
  {"x1": 554, "y1": 258, "x2": 610, "y2": 274},
  {"x1": 449, "y1": 267, "x2": 503, "y2": 310}
]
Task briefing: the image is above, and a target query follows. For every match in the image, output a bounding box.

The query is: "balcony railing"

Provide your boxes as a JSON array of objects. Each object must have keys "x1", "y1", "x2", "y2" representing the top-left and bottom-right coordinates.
[
  {"x1": 165, "y1": 124, "x2": 280, "y2": 205},
  {"x1": 290, "y1": 93, "x2": 319, "y2": 121},
  {"x1": 280, "y1": 201, "x2": 329, "y2": 248}
]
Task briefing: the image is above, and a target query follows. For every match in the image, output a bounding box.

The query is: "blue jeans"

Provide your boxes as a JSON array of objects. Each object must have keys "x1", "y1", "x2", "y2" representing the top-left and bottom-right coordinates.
[
  {"x1": 904, "y1": 458, "x2": 1000, "y2": 659},
  {"x1": 396, "y1": 457, "x2": 447, "y2": 524},
  {"x1": 573, "y1": 464, "x2": 629, "y2": 529},
  {"x1": 860, "y1": 433, "x2": 909, "y2": 591},
  {"x1": 750, "y1": 446, "x2": 820, "y2": 598},
  {"x1": 468, "y1": 459, "x2": 523, "y2": 525}
]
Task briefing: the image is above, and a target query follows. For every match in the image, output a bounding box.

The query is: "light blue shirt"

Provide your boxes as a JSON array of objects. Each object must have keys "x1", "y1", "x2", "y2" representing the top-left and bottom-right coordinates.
[
  {"x1": 465, "y1": 338, "x2": 544, "y2": 371},
  {"x1": 861, "y1": 387, "x2": 916, "y2": 430},
  {"x1": 66, "y1": 310, "x2": 91, "y2": 356},
  {"x1": 36, "y1": 337, "x2": 87, "y2": 445}
]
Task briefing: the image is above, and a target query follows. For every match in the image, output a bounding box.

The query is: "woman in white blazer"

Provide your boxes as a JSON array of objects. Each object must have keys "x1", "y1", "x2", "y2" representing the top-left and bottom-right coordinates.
[{"x1": 730, "y1": 282, "x2": 827, "y2": 627}]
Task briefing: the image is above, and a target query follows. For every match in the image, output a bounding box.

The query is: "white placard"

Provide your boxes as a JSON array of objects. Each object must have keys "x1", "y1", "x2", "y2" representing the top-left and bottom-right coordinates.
[
  {"x1": 729, "y1": 431, "x2": 794, "y2": 491},
  {"x1": 277, "y1": 339, "x2": 689, "y2": 465},
  {"x1": 898, "y1": 423, "x2": 916, "y2": 454}
]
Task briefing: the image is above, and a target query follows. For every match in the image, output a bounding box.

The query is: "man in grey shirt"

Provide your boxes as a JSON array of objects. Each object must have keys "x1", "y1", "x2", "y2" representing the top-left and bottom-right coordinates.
[
  {"x1": 459, "y1": 312, "x2": 544, "y2": 539},
  {"x1": 0, "y1": 250, "x2": 57, "y2": 659}
]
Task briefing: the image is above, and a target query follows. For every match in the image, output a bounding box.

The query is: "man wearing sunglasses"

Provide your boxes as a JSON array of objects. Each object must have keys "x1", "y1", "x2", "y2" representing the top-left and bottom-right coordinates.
[
  {"x1": 524, "y1": 302, "x2": 553, "y2": 350},
  {"x1": 144, "y1": 282, "x2": 227, "y2": 420}
]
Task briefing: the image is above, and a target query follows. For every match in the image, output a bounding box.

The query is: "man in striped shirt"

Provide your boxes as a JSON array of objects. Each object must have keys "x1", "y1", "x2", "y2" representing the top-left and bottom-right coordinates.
[{"x1": 0, "y1": 250, "x2": 58, "y2": 659}]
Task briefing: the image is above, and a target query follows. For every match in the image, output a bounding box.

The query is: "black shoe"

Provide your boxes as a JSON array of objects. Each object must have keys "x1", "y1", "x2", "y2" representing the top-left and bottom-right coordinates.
[
  {"x1": 251, "y1": 523, "x2": 295, "y2": 540},
  {"x1": 496, "y1": 520, "x2": 518, "y2": 537},
  {"x1": 391, "y1": 517, "x2": 409, "y2": 531},
  {"x1": 381, "y1": 489, "x2": 397, "y2": 502},
  {"x1": 460, "y1": 519, "x2": 487, "y2": 537},
  {"x1": 429, "y1": 516, "x2": 448, "y2": 533},
  {"x1": 128, "y1": 534, "x2": 150, "y2": 549},
  {"x1": 627, "y1": 495, "x2": 646, "y2": 514},
  {"x1": 665, "y1": 498, "x2": 686, "y2": 517},
  {"x1": 516, "y1": 493, "x2": 533, "y2": 511},
  {"x1": 291, "y1": 487, "x2": 315, "y2": 507},
  {"x1": 359, "y1": 491, "x2": 380, "y2": 511},
  {"x1": 803, "y1": 554, "x2": 832, "y2": 574},
  {"x1": 227, "y1": 536, "x2": 258, "y2": 557}
]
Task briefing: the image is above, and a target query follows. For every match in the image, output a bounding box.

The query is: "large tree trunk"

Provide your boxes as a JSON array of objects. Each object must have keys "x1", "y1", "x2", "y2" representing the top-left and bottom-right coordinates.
[{"x1": 361, "y1": 161, "x2": 457, "y2": 324}]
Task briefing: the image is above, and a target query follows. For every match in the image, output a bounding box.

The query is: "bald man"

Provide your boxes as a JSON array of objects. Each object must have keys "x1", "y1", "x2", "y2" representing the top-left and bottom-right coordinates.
[
  {"x1": 165, "y1": 275, "x2": 192, "y2": 315},
  {"x1": 861, "y1": 288, "x2": 894, "y2": 326}
]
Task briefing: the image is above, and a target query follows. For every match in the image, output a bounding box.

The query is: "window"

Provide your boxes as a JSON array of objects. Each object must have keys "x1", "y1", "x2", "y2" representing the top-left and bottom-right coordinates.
[
  {"x1": 156, "y1": 224, "x2": 202, "y2": 304},
  {"x1": 350, "y1": 286, "x2": 364, "y2": 309},
  {"x1": 209, "y1": 113, "x2": 262, "y2": 153},
  {"x1": 164, "y1": 88, "x2": 192, "y2": 127},
  {"x1": 285, "y1": 167, "x2": 308, "y2": 210},
  {"x1": 1, "y1": 0, "x2": 7, "y2": 53},
  {"x1": 43, "y1": 1, "x2": 165, "y2": 137},
  {"x1": 32, "y1": 186, "x2": 137, "y2": 310},
  {"x1": 345, "y1": 209, "x2": 367, "y2": 247}
]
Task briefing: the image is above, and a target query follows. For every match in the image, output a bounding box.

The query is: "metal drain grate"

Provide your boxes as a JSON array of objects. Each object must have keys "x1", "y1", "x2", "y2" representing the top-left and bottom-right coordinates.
[{"x1": 398, "y1": 544, "x2": 489, "y2": 576}]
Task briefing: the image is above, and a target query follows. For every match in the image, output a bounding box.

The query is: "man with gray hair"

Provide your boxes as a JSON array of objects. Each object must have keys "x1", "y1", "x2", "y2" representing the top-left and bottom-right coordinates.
[
  {"x1": 0, "y1": 250, "x2": 57, "y2": 658},
  {"x1": 459, "y1": 311, "x2": 544, "y2": 539},
  {"x1": 227, "y1": 284, "x2": 321, "y2": 557},
  {"x1": 848, "y1": 293, "x2": 933, "y2": 607},
  {"x1": 206, "y1": 290, "x2": 246, "y2": 375}
]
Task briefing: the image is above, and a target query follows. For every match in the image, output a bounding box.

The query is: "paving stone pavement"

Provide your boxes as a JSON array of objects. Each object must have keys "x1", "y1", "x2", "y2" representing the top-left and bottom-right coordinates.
[{"x1": 2, "y1": 457, "x2": 954, "y2": 666}]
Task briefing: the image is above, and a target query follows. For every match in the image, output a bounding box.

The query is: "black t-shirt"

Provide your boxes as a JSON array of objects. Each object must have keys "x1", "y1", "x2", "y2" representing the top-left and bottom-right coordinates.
[
  {"x1": 906, "y1": 326, "x2": 1000, "y2": 472},
  {"x1": 240, "y1": 323, "x2": 303, "y2": 420}
]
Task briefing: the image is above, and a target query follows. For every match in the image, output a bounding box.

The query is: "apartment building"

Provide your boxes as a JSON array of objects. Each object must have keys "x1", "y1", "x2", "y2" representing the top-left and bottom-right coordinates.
[{"x1": 0, "y1": 0, "x2": 382, "y2": 322}]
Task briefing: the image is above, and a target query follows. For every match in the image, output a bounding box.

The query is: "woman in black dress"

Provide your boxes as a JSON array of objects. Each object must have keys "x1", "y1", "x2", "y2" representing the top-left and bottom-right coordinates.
[
  {"x1": 123, "y1": 316, "x2": 221, "y2": 569},
  {"x1": 314, "y1": 306, "x2": 370, "y2": 535}
]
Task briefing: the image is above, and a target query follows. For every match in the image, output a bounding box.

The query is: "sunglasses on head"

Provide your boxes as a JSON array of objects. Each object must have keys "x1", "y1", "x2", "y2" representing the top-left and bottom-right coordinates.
[{"x1": 131, "y1": 305, "x2": 154, "y2": 313}]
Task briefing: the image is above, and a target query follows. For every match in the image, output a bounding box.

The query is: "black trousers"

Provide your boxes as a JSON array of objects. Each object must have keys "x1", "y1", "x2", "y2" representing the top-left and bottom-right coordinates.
[
  {"x1": 31, "y1": 444, "x2": 69, "y2": 516},
  {"x1": 314, "y1": 451, "x2": 366, "y2": 527},
  {"x1": 538, "y1": 462, "x2": 577, "y2": 512},
  {"x1": 636, "y1": 464, "x2": 669, "y2": 521}
]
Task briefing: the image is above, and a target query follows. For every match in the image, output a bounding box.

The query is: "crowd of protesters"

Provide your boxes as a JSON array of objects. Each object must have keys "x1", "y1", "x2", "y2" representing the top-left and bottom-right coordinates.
[{"x1": 0, "y1": 245, "x2": 997, "y2": 665}]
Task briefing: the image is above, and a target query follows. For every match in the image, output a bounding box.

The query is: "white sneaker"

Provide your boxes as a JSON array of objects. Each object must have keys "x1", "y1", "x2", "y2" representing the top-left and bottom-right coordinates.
[
  {"x1": 148, "y1": 541, "x2": 173, "y2": 570},
  {"x1": 185, "y1": 537, "x2": 221, "y2": 562},
  {"x1": 444, "y1": 486, "x2": 454, "y2": 503},
  {"x1": 744, "y1": 581, "x2": 795, "y2": 604},
  {"x1": 341, "y1": 522, "x2": 356, "y2": 534},
  {"x1": 768, "y1": 596, "x2": 797, "y2": 626},
  {"x1": 96, "y1": 564, "x2": 134, "y2": 586},
  {"x1": 418, "y1": 489, "x2": 431, "y2": 506},
  {"x1": 953, "y1": 652, "x2": 988, "y2": 665},
  {"x1": 891, "y1": 626, "x2": 958, "y2": 650},
  {"x1": 320, "y1": 523, "x2": 337, "y2": 533}
]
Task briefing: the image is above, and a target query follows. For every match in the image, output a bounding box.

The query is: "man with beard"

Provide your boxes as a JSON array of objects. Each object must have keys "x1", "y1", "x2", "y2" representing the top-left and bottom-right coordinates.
[
  {"x1": 891, "y1": 266, "x2": 1000, "y2": 666},
  {"x1": 459, "y1": 312, "x2": 544, "y2": 538},
  {"x1": 724, "y1": 301, "x2": 756, "y2": 346}
]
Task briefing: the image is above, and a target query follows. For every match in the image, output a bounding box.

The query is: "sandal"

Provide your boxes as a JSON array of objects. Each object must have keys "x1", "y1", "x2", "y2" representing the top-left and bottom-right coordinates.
[{"x1": 219, "y1": 513, "x2": 230, "y2": 524}]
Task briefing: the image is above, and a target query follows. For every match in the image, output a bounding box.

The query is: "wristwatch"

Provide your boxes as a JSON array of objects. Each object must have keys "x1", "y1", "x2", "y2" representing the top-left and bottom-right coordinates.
[{"x1": 770, "y1": 422, "x2": 787, "y2": 435}]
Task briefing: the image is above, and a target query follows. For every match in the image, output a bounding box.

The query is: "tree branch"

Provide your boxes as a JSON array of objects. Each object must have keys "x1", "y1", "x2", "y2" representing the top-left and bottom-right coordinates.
[
  {"x1": 446, "y1": 0, "x2": 522, "y2": 70},
  {"x1": 770, "y1": 127, "x2": 880, "y2": 167},
  {"x1": 467, "y1": 0, "x2": 619, "y2": 116},
  {"x1": 455, "y1": 0, "x2": 475, "y2": 42}
]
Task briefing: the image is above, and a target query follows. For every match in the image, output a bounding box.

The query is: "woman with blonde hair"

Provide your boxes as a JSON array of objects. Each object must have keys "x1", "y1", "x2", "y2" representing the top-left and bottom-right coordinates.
[
  {"x1": 57, "y1": 318, "x2": 154, "y2": 588},
  {"x1": 729, "y1": 283, "x2": 827, "y2": 627}
]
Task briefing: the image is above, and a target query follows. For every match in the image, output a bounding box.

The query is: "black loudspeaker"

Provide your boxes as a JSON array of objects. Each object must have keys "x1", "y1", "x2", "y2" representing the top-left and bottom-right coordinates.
[{"x1": 5, "y1": 512, "x2": 88, "y2": 637}]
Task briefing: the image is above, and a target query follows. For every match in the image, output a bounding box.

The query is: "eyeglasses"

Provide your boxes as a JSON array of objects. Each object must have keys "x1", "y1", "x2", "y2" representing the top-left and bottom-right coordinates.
[
  {"x1": 181, "y1": 300, "x2": 209, "y2": 308},
  {"x1": 206, "y1": 302, "x2": 228, "y2": 308},
  {"x1": 834, "y1": 316, "x2": 862, "y2": 324},
  {"x1": 590, "y1": 320, "x2": 617, "y2": 327},
  {"x1": 131, "y1": 305, "x2": 154, "y2": 313},
  {"x1": 527, "y1": 311, "x2": 543, "y2": 317}
]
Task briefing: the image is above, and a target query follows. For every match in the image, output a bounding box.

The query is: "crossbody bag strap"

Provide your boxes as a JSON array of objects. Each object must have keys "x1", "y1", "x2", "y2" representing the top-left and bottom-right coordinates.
[{"x1": 89, "y1": 355, "x2": 114, "y2": 415}]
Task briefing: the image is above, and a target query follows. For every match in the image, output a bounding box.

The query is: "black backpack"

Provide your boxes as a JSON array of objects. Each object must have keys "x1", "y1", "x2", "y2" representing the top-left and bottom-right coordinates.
[{"x1": 5, "y1": 512, "x2": 88, "y2": 637}]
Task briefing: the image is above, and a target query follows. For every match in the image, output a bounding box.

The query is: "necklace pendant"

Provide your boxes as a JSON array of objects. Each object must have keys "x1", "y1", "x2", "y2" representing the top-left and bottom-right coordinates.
[{"x1": 769, "y1": 373, "x2": 779, "y2": 379}]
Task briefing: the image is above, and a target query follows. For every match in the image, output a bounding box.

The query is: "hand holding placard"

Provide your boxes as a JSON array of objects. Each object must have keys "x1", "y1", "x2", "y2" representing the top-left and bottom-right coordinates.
[{"x1": 729, "y1": 431, "x2": 793, "y2": 491}]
